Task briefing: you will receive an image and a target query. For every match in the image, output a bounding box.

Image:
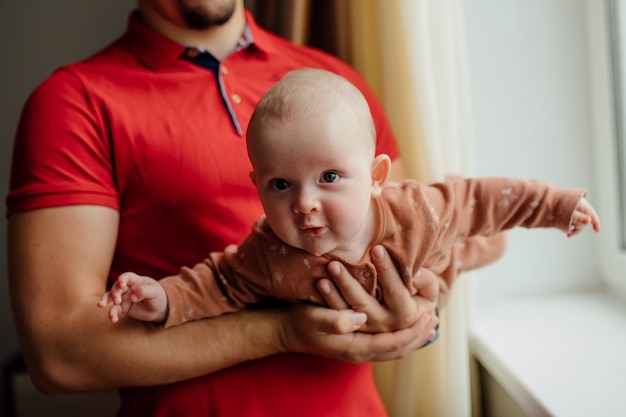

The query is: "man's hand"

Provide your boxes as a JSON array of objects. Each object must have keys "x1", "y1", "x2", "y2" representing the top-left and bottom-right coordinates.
[
  {"x1": 278, "y1": 302, "x2": 438, "y2": 364},
  {"x1": 316, "y1": 245, "x2": 439, "y2": 333}
]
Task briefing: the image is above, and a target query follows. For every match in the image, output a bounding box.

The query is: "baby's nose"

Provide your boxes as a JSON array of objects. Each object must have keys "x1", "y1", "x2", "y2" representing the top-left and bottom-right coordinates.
[{"x1": 293, "y1": 189, "x2": 320, "y2": 214}]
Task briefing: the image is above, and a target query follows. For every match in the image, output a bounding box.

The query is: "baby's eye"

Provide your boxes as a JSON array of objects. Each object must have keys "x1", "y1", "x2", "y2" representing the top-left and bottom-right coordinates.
[
  {"x1": 270, "y1": 178, "x2": 291, "y2": 191},
  {"x1": 321, "y1": 171, "x2": 340, "y2": 183}
]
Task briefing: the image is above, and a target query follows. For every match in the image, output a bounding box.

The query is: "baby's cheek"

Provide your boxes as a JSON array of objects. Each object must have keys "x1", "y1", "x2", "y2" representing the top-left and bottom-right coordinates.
[{"x1": 333, "y1": 201, "x2": 369, "y2": 234}]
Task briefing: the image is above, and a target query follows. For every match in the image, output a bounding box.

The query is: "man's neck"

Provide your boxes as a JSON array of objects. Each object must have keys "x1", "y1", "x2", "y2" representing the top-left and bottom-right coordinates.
[{"x1": 137, "y1": 2, "x2": 246, "y2": 61}]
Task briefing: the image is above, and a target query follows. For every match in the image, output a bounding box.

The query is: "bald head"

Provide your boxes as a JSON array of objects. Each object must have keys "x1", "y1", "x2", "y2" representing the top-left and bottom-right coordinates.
[{"x1": 247, "y1": 68, "x2": 377, "y2": 159}]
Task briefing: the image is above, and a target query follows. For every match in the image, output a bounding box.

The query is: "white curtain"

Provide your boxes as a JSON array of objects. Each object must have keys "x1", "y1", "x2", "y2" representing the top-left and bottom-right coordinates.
[{"x1": 376, "y1": 1, "x2": 476, "y2": 416}]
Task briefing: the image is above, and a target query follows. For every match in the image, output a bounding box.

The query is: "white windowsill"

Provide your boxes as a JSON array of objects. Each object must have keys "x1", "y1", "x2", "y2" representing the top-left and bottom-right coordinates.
[{"x1": 470, "y1": 290, "x2": 626, "y2": 417}]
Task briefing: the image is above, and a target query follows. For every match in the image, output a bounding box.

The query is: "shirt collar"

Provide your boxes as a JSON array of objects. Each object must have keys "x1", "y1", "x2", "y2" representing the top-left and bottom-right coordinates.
[
  {"x1": 242, "y1": 9, "x2": 280, "y2": 56},
  {"x1": 121, "y1": 9, "x2": 277, "y2": 72}
]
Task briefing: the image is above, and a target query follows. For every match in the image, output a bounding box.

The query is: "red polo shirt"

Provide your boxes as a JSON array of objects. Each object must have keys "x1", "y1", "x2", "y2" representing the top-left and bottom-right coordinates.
[{"x1": 7, "y1": 10, "x2": 399, "y2": 417}]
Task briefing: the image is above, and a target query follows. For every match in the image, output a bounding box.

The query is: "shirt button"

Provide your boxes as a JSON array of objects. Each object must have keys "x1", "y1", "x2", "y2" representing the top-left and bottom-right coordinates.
[
  {"x1": 231, "y1": 93, "x2": 242, "y2": 104},
  {"x1": 220, "y1": 66, "x2": 229, "y2": 75},
  {"x1": 186, "y1": 49, "x2": 199, "y2": 58}
]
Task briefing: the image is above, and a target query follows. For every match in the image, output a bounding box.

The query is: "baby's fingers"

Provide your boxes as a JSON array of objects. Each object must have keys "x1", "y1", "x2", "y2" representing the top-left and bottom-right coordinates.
[
  {"x1": 568, "y1": 213, "x2": 587, "y2": 237},
  {"x1": 126, "y1": 281, "x2": 153, "y2": 303},
  {"x1": 109, "y1": 272, "x2": 141, "y2": 304},
  {"x1": 97, "y1": 292, "x2": 113, "y2": 308},
  {"x1": 567, "y1": 225, "x2": 583, "y2": 238},
  {"x1": 575, "y1": 199, "x2": 601, "y2": 232},
  {"x1": 568, "y1": 210, "x2": 601, "y2": 238},
  {"x1": 108, "y1": 304, "x2": 123, "y2": 323}
]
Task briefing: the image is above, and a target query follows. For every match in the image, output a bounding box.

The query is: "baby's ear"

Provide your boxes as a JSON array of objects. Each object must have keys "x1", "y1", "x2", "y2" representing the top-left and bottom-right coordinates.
[
  {"x1": 371, "y1": 154, "x2": 391, "y2": 195},
  {"x1": 249, "y1": 171, "x2": 257, "y2": 186}
]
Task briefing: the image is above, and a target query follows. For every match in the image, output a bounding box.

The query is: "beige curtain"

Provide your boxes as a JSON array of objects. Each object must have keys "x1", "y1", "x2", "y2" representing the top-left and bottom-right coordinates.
[{"x1": 247, "y1": 1, "x2": 475, "y2": 416}]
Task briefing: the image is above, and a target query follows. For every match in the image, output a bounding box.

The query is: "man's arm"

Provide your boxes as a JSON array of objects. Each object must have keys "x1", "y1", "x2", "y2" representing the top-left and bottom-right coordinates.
[
  {"x1": 9, "y1": 204, "x2": 437, "y2": 393},
  {"x1": 7, "y1": 205, "x2": 286, "y2": 392}
]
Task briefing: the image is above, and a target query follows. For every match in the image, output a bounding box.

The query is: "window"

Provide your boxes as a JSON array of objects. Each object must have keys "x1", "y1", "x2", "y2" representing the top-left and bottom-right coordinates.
[
  {"x1": 469, "y1": 3, "x2": 626, "y2": 416},
  {"x1": 588, "y1": 0, "x2": 626, "y2": 298},
  {"x1": 608, "y1": 0, "x2": 626, "y2": 249}
]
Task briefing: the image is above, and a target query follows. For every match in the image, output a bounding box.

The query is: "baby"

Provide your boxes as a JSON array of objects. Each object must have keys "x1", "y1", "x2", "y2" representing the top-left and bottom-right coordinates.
[{"x1": 99, "y1": 68, "x2": 600, "y2": 332}]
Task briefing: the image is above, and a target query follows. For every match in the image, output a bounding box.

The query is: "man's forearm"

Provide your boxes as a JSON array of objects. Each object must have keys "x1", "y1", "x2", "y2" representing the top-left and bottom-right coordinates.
[{"x1": 22, "y1": 303, "x2": 285, "y2": 393}]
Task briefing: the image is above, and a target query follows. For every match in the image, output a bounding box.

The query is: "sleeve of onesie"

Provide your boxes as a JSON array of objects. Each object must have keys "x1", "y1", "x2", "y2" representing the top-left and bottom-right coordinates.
[
  {"x1": 425, "y1": 176, "x2": 586, "y2": 242},
  {"x1": 159, "y1": 232, "x2": 274, "y2": 328}
]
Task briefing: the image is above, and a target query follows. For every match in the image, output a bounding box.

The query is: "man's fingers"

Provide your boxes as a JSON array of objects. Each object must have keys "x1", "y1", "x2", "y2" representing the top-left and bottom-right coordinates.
[
  {"x1": 304, "y1": 303, "x2": 368, "y2": 334},
  {"x1": 412, "y1": 268, "x2": 439, "y2": 307},
  {"x1": 317, "y1": 278, "x2": 349, "y2": 310},
  {"x1": 362, "y1": 314, "x2": 438, "y2": 361},
  {"x1": 371, "y1": 245, "x2": 411, "y2": 304},
  {"x1": 325, "y1": 261, "x2": 370, "y2": 312}
]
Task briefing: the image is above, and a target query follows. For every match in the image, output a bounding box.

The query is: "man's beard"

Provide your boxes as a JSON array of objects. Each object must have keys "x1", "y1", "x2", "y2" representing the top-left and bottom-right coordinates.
[{"x1": 178, "y1": 0, "x2": 236, "y2": 29}]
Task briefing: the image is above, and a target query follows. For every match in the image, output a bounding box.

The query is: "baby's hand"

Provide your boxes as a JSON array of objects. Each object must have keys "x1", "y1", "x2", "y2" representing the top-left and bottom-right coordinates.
[
  {"x1": 568, "y1": 197, "x2": 601, "y2": 238},
  {"x1": 97, "y1": 272, "x2": 168, "y2": 324}
]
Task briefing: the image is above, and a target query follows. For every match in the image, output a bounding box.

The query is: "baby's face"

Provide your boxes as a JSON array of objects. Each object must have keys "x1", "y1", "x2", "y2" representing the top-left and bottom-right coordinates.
[{"x1": 248, "y1": 109, "x2": 376, "y2": 258}]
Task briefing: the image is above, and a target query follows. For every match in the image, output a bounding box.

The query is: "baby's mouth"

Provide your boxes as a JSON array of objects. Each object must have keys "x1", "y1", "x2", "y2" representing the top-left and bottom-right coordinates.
[{"x1": 300, "y1": 226, "x2": 326, "y2": 236}]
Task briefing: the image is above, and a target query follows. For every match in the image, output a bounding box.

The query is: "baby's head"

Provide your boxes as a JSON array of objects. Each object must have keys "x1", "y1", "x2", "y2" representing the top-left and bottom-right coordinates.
[
  {"x1": 247, "y1": 68, "x2": 377, "y2": 157},
  {"x1": 246, "y1": 68, "x2": 391, "y2": 258}
]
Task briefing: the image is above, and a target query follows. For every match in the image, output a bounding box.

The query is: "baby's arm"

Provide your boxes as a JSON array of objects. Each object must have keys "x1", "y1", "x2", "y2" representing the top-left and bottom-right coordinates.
[
  {"x1": 430, "y1": 177, "x2": 596, "y2": 237},
  {"x1": 98, "y1": 272, "x2": 168, "y2": 324},
  {"x1": 567, "y1": 197, "x2": 601, "y2": 237}
]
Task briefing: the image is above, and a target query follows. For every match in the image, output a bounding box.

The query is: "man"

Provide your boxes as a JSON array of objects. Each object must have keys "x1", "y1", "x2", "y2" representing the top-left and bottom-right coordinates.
[{"x1": 7, "y1": 1, "x2": 438, "y2": 415}]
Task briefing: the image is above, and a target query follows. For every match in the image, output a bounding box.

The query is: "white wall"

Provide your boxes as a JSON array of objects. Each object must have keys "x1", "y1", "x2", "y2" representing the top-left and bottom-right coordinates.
[
  {"x1": 0, "y1": 0, "x2": 134, "y2": 410},
  {"x1": 464, "y1": 0, "x2": 599, "y2": 308}
]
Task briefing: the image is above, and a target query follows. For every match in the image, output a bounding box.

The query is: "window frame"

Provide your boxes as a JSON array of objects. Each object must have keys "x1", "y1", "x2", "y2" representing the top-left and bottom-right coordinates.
[{"x1": 587, "y1": 0, "x2": 626, "y2": 299}]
